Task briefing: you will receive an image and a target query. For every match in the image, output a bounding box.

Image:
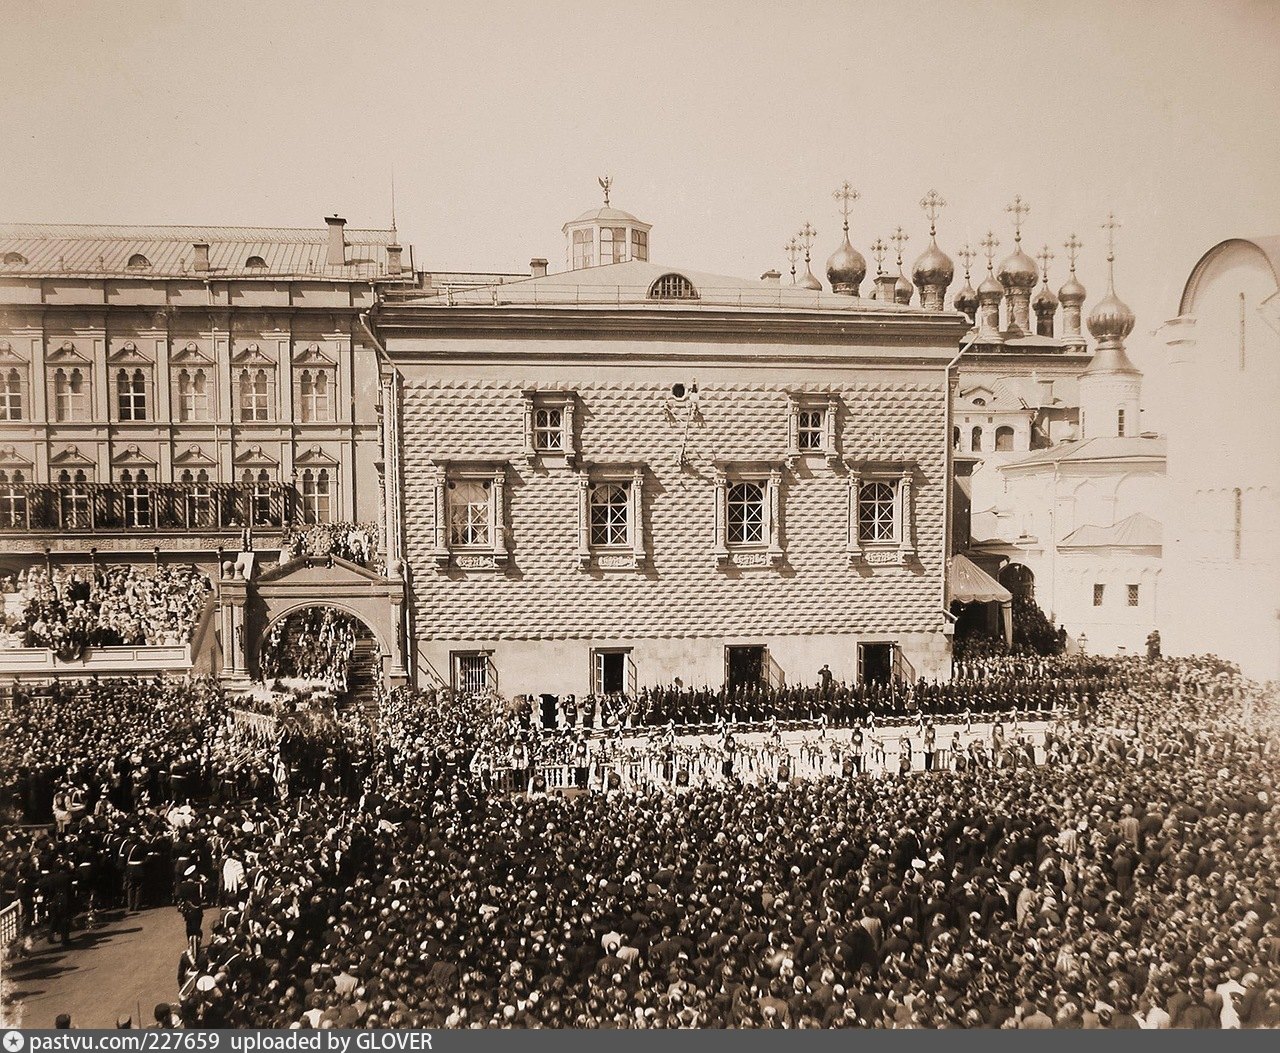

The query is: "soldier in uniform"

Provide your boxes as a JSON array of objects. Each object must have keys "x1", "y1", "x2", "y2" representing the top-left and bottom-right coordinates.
[
  {"x1": 923, "y1": 720, "x2": 937, "y2": 771},
  {"x1": 850, "y1": 726, "x2": 864, "y2": 773}
]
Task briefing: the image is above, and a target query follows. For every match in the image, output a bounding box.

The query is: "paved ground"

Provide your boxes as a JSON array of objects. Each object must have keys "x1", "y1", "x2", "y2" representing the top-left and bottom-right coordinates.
[{"x1": 6, "y1": 907, "x2": 194, "y2": 1029}]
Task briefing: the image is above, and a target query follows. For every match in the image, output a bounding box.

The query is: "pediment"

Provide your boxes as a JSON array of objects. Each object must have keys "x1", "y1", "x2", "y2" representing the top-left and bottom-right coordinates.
[
  {"x1": 171, "y1": 341, "x2": 215, "y2": 365},
  {"x1": 960, "y1": 385, "x2": 996, "y2": 404},
  {"x1": 233, "y1": 443, "x2": 278, "y2": 467},
  {"x1": 257, "y1": 553, "x2": 386, "y2": 586},
  {"x1": 108, "y1": 340, "x2": 152, "y2": 365},
  {"x1": 0, "y1": 444, "x2": 33, "y2": 468},
  {"x1": 294, "y1": 444, "x2": 339, "y2": 466},
  {"x1": 0, "y1": 340, "x2": 27, "y2": 364},
  {"x1": 230, "y1": 342, "x2": 275, "y2": 366},
  {"x1": 111, "y1": 444, "x2": 156, "y2": 466},
  {"x1": 46, "y1": 341, "x2": 91, "y2": 364},
  {"x1": 49, "y1": 445, "x2": 96, "y2": 467},
  {"x1": 292, "y1": 342, "x2": 336, "y2": 367},
  {"x1": 173, "y1": 444, "x2": 217, "y2": 467}
]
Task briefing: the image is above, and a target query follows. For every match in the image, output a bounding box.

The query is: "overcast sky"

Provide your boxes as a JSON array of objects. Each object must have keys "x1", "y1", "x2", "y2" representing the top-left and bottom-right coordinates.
[{"x1": 3, "y1": 0, "x2": 1279, "y2": 424}]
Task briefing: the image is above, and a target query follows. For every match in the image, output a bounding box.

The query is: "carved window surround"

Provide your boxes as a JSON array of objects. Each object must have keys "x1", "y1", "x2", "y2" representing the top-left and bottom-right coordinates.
[
  {"x1": 576, "y1": 464, "x2": 647, "y2": 571},
  {"x1": 522, "y1": 390, "x2": 578, "y2": 466},
  {"x1": 430, "y1": 460, "x2": 509, "y2": 572},
  {"x1": 712, "y1": 461, "x2": 785, "y2": 568},
  {"x1": 846, "y1": 459, "x2": 916, "y2": 566},
  {"x1": 786, "y1": 392, "x2": 840, "y2": 466}
]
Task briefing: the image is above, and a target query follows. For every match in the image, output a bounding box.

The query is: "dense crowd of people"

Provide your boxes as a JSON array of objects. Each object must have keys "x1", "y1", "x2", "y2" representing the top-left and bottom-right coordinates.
[
  {"x1": 280, "y1": 522, "x2": 383, "y2": 574},
  {"x1": 259, "y1": 608, "x2": 361, "y2": 691},
  {"x1": 0, "y1": 565, "x2": 211, "y2": 656},
  {"x1": 2, "y1": 654, "x2": 1277, "y2": 1029}
]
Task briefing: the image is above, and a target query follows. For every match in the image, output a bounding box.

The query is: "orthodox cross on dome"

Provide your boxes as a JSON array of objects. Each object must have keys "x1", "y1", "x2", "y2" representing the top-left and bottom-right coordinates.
[
  {"x1": 890, "y1": 226, "x2": 909, "y2": 266},
  {"x1": 980, "y1": 231, "x2": 1000, "y2": 272},
  {"x1": 785, "y1": 237, "x2": 801, "y2": 283},
  {"x1": 1063, "y1": 233, "x2": 1083, "y2": 273},
  {"x1": 920, "y1": 190, "x2": 946, "y2": 237},
  {"x1": 1006, "y1": 195, "x2": 1030, "y2": 244},
  {"x1": 833, "y1": 181, "x2": 859, "y2": 234},
  {"x1": 957, "y1": 243, "x2": 976, "y2": 280},
  {"x1": 1036, "y1": 245, "x2": 1055, "y2": 284},
  {"x1": 870, "y1": 237, "x2": 888, "y2": 275},
  {"x1": 797, "y1": 222, "x2": 817, "y2": 265},
  {"x1": 597, "y1": 175, "x2": 613, "y2": 207},
  {"x1": 1102, "y1": 212, "x2": 1121, "y2": 285}
]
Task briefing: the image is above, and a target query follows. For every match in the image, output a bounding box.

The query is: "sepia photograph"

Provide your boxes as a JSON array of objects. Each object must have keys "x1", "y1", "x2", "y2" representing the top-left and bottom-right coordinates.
[{"x1": 0, "y1": 0, "x2": 1278, "y2": 1035}]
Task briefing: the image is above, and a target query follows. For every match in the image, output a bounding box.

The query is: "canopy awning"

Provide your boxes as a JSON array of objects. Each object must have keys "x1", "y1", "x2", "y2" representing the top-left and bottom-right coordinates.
[{"x1": 947, "y1": 553, "x2": 1013, "y2": 604}]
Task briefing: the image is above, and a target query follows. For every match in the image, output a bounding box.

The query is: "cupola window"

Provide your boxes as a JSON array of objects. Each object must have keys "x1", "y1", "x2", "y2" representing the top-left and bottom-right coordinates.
[
  {"x1": 649, "y1": 273, "x2": 698, "y2": 300},
  {"x1": 126, "y1": 253, "x2": 151, "y2": 269}
]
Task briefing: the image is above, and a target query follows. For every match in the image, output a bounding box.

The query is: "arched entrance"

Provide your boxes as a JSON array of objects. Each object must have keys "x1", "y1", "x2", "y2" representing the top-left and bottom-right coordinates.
[
  {"x1": 259, "y1": 604, "x2": 382, "y2": 706},
  {"x1": 1000, "y1": 562, "x2": 1035, "y2": 602}
]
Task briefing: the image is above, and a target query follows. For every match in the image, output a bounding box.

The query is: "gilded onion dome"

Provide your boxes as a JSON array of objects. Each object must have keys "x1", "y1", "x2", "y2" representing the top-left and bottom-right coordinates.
[
  {"x1": 912, "y1": 237, "x2": 954, "y2": 289},
  {"x1": 797, "y1": 265, "x2": 823, "y2": 291},
  {"x1": 894, "y1": 267, "x2": 913, "y2": 304},
  {"x1": 997, "y1": 244, "x2": 1038, "y2": 288},
  {"x1": 953, "y1": 277, "x2": 978, "y2": 317},
  {"x1": 978, "y1": 270, "x2": 1004, "y2": 298},
  {"x1": 1087, "y1": 286, "x2": 1136, "y2": 348},
  {"x1": 1033, "y1": 280, "x2": 1058, "y2": 310},
  {"x1": 1059, "y1": 272, "x2": 1087, "y2": 305},
  {"x1": 826, "y1": 236, "x2": 867, "y2": 294}
]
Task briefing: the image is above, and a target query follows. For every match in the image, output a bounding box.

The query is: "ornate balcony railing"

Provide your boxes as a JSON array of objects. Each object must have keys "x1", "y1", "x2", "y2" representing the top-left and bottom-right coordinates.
[{"x1": 0, "y1": 482, "x2": 294, "y2": 535}]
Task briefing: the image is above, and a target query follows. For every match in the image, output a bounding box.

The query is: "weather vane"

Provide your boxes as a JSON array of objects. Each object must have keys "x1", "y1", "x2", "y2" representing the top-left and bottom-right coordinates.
[
  {"x1": 870, "y1": 238, "x2": 888, "y2": 275},
  {"x1": 1006, "y1": 195, "x2": 1030, "y2": 244},
  {"x1": 957, "y1": 243, "x2": 976, "y2": 280},
  {"x1": 890, "y1": 226, "x2": 909, "y2": 266},
  {"x1": 980, "y1": 231, "x2": 1000, "y2": 271},
  {"x1": 1036, "y1": 245, "x2": 1055, "y2": 284},
  {"x1": 598, "y1": 176, "x2": 613, "y2": 207},
  {"x1": 920, "y1": 190, "x2": 946, "y2": 237},
  {"x1": 785, "y1": 237, "x2": 801, "y2": 283},
  {"x1": 833, "y1": 182, "x2": 859, "y2": 235}
]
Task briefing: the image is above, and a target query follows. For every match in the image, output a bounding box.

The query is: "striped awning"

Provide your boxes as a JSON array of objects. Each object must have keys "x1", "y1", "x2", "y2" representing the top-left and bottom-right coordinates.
[{"x1": 947, "y1": 553, "x2": 1012, "y2": 604}]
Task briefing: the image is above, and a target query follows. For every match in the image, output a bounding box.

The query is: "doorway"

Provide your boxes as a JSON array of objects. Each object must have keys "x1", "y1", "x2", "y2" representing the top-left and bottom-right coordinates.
[
  {"x1": 593, "y1": 650, "x2": 627, "y2": 696},
  {"x1": 858, "y1": 642, "x2": 894, "y2": 686},
  {"x1": 726, "y1": 645, "x2": 766, "y2": 692}
]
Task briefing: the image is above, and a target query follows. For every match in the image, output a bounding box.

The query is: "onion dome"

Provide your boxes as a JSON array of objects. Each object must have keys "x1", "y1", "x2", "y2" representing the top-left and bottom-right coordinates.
[
  {"x1": 894, "y1": 268, "x2": 913, "y2": 304},
  {"x1": 912, "y1": 238, "x2": 954, "y2": 289},
  {"x1": 953, "y1": 277, "x2": 978, "y2": 317},
  {"x1": 797, "y1": 265, "x2": 823, "y2": 291},
  {"x1": 978, "y1": 270, "x2": 1003, "y2": 298},
  {"x1": 1087, "y1": 287, "x2": 1135, "y2": 348},
  {"x1": 1059, "y1": 272, "x2": 1086, "y2": 305},
  {"x1": 1033, "y1": 281, "x2": 1058, "y2": 311},
  {"x1": 997, "y1": 244, "x2": 1038, "y2": 289},
  {"x1": 826, "y1": 236, "x2": 866, "y2": 294}
]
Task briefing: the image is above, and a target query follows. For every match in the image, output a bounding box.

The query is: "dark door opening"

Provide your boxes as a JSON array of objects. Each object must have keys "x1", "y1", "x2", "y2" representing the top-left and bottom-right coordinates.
[
  {"x1": 595, "y1": 651, "x2": 626, "y2": 695},
  {"x1": 859, "y1": 642, "x2": 894, "y2": 686},
  {"x1": 726, "y1": 645, "x2": 766, "y2": 692}
]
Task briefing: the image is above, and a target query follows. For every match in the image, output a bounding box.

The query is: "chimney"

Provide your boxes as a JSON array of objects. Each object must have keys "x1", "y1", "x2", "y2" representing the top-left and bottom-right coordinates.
[
  {"x1": 760, "y1": 269, "x2": 781, "y2": 286},
  {"x1": 325, "y1": 216, "x2": 347, "y2": 267},
  {"x1": 875, "y1": 273, "x2": 898, "y2": 303},
  {"x1": 386, "y1": 242, "x2": 403, "y2": 276},
  {"x1": 530, "y1": 257, "x2": 548, "y2": 279},
  {"x1": 193, "y1": 243, "x2": 210, "y2": 273}
]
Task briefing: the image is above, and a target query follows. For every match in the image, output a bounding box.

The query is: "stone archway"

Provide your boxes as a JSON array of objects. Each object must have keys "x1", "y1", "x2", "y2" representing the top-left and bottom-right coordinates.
[
  {"x1": 999, "y1": 562, "x2": 1035, "y2": 602},
  {"x1": 258, "y1": 603, "x2": 383, "y2": 704}
]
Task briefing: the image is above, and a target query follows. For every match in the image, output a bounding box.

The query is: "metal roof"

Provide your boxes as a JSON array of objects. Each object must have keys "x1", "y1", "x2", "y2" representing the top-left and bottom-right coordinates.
[
  {"x1": 1002, "y1": 435, "x2": 1165, "y2": 469},
  {"x1": 0, "y1": 221, "x2": 410, "y2": 281},
  {"x1": 1060, "y1": 512, "x2": 1163, "y2": 548}
]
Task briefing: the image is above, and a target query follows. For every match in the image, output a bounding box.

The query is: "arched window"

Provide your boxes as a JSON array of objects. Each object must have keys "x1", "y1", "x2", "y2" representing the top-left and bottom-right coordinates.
[
  {"x1": 298, "y1": 369, "x2": 332, "y2": 423},
  {"x1": 3, "y1": 251, "x2": 27, "y2": 265},
  {"x1": 242, "y1": 469, "x2": 275, "y2": 526},
  {"x1": 126, "y1": 253, "x2": 151, "y2": 269},
  {"x1": 178, "y1": 368, "x2": 210, "y2": 421},
  {"x1": 54, "y1": 367, "x2": 88, "y2": 421},
  {"x1": 238, "y1": 368, "x2": 271, "y2": 421},
  {"x1": 447, "y1": 478, "x2": 491, "y2": 547},
  {"x1": 121, "y1": 468, "x2": 152, "y2": 527},
  {"x1": 181, "y1": 468, "x2": 213, "y2": 527},
  {"x1": 727, "y1": 481, "x2": 765, "y2": 545},
  {"x1": 245, "y1": 255, "x2": 268, "y2": 269},
  {"x1": 648, "y1": 273, "x2": 699, "y2": 300},
  {"x1": 300, "y1": 468, "x2": 331, "y2": 525},
  {"x1": 0, "y1": 367, "x2": 22, "y2": 420},
  {"x1": 571, "y1": 228, "x2": 594, "y2": 270},
  {"x1": 994, "y1": 426, "x2": 1015, "y2": 452},
  {"x1": 0, "y1": 469, "x2": 27, "y2": 528},
  {"x1": 58, "y1": 469, "x2": 90, "y2": 529},
  {"x1": 952, "y1": 426, "x2": 960, "y2": 450},
  {"x1": 970, "y1": 426, "x2": 983, "y2": 452},
  {"x1": 117, "y1": 367, "x2": 148, "y2": 420},
  {"x1": 631, "y1": 229, "x2": 648, "y2": 262},
  {"x1": 599, "y1": 227, "x2": 627, "y2": 266},
  {"x1": 1233, "y1": 487, "x2": 1242, "y2": 560}
]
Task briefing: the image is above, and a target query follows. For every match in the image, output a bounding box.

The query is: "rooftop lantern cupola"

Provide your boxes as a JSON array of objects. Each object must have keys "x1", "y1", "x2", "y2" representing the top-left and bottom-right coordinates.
[
  {"x1": 953, "y1": 243, "x2": 979, "y2": 325},
  {"x1": 870, "y1": 238, "x2": 897, "y2": 302},
  {"x1": 825, "y1": 180, "x2": 867, "y2": 296},
  {"x1": 1058, "y1": 233, "x2": 1088, "y2": 347},
  {"x1": 562, "y1": 176, "x2": 653, "y2": 271},
  {"x1": 1032, "y1": 245, "x2": 1059, "y2": 337},
  {"x1": 1080, "y1": 213, "x2": 1141, "y2": 439},
  {"x1": 890, "y1": 226, "x2": 913, "y2": 305},
  {"x1": 795, "y1": 222, "x2": 823, "y2": 290},
  {"x1": 911, "y1": 190, "x2": 954, "y2": 311},
  {"x1": 997, "y1": 194, "x2": 1038, "y2": 335}
]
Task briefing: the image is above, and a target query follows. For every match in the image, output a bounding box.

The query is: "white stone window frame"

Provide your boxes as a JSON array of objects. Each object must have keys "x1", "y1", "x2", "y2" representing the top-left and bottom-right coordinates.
[
  {"x1": 523, "y1": 391, "x2": 577, "y2": 465},
  {"x1": 431, "y1": 462, "x2": 509, "y2": 571},
  {"x1": 846, "y1": 460, "x2": 916, "y2": 566},
  {"x1": 452, "y1": 649, "x2": 496, "y2": 695},
  {"x1": 577, "y1": 465, "x2": 647, "y2": 570},
  {"x1": 713, "y1": 462, "x2": 785, "y2": 568},
  {"x1": 786, "y1": 394, "x2": 839, "y2": 466}
]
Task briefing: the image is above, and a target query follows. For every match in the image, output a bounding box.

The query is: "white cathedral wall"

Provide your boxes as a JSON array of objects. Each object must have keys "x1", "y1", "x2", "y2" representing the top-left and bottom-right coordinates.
[{"x1": 1163, "y1": 241, "x2": 1280, "y2": 680}]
